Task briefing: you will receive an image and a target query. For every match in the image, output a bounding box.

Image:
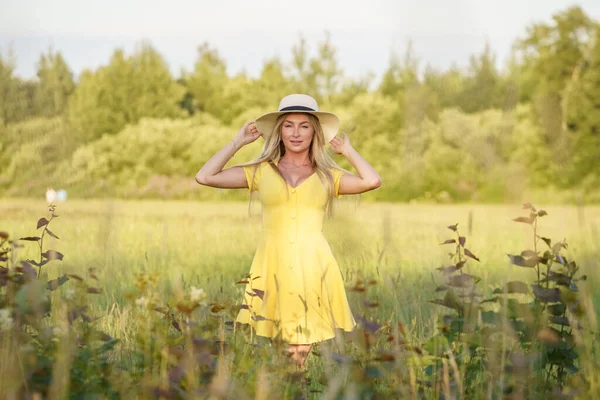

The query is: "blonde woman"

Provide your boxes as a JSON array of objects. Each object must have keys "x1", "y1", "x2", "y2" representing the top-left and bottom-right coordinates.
[{"x1": 195, "y1": 94, "x2": 382, "y2": 368}]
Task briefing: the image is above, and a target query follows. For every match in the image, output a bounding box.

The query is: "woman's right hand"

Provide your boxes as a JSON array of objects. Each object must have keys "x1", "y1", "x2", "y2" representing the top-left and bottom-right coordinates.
[{"x1": 233, "y1": 121, "x2": 261, "y2": 148}]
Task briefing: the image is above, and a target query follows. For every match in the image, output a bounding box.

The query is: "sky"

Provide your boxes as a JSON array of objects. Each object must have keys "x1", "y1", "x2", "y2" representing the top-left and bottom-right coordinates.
[{"x1": 1, "y1": 0, "x2": 599, "y2": 81}]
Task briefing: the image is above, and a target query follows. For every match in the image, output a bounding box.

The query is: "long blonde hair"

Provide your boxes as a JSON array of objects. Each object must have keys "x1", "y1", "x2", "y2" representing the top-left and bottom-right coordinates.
[{"x1": 237, "y1": 113, "x2": 346, "y2": 216}]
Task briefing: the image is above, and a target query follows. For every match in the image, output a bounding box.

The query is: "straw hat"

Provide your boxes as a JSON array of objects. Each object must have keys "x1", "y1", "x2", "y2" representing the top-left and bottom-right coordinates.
[{"x1": 255, "y1": 94, "x2": 340, "y2": 143}]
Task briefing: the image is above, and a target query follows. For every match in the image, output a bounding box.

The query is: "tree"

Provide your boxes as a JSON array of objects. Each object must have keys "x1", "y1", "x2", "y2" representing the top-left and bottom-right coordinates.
[
  {"x1": 68, "y1": 41, "x2": 185, "y2": 142},
  {"x1": 458, "y1": 42, "x2": 505, "y2": 113},
  {"x1": 185, "y1": 43, "x2": 229, "y2": 118},
  {"x1": 310, "y1": 31, "x2": 343, "y2": 103},
  {"x1": 0, "y1": 49, "x2": 16, "y2": 125},
  {"x1": 35, "y1": 48, "x2": 75, "y2": 117},
  {"x1": 511, "y1": 6, "x2": 597, "y2": 181},
  {"x1": 563, "y1": 27, "x2": 600, "y2": 188},
  {"x1": 378, "y1": 41, "x2": 439, "y2": 127},
  {"x1": 378, "y1": 40, "x2": 419, "y2": 100},
  {"x1": 256, "y1": 58, "x2": 294, "y2": 107},
  {"x1": 290, "y1": 33, "x2": 343, "y2": 103},
  {"x1": 514, "y1": 6, "x2": 596, "y2": 101},
  {"x1": 331, "y1": 73, "x2": 374, "y2": 107},
  {"x1": 423, "y1": 65, "x2": 465, "y2": 111},
  {"x1": 0, "y1": 49, "x2": 39, "y2": 125}
]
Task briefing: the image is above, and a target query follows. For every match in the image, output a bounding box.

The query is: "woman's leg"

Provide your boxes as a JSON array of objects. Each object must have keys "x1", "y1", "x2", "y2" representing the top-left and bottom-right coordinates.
[{"x1": 287, "y1": 344, "x2": 313, "y2": 368}]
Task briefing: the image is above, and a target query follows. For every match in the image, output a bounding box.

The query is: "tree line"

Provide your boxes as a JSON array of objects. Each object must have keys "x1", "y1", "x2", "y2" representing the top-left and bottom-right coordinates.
[{"x1": 1, "y1": 6, "x2": 599, "y2": 202}]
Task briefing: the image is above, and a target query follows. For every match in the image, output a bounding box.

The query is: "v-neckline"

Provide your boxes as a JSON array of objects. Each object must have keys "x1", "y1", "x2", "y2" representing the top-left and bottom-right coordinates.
[{"x1": 274, "y1": 159, "x2": 317, "y2": 189}]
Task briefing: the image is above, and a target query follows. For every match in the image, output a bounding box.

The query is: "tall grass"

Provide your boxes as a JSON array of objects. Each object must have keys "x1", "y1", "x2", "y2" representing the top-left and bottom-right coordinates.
[{"x1": 1, "y1": 199, "x2": 599, "y2": 398}]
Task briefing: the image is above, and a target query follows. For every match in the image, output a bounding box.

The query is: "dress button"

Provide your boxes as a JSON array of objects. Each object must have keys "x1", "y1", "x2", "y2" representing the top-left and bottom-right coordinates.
[
  {"x1": 291, "y1": 188, "x2": 296, "y2": 193},
  {"x1": 291, "y1": 212, "x2": 296, "y2": 219},
  {"x1": 290, "y1": 239, "x2": 295, "y2": 244}
]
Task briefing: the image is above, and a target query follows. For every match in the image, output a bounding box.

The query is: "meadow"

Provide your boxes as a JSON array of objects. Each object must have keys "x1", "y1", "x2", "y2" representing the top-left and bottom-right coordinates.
[{"x1": 1, "y1": 198, "x2": 599, "y2": 398}]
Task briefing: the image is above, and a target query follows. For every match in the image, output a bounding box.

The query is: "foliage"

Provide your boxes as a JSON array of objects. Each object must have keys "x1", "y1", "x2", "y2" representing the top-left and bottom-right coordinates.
[
  {"x1": 35, "y1": 48, "x2": 75, "y2": 117},
  {"x1": 0, "y1": 6, "x2": 599, "y2": 202},
  {"x1": 55, "y1": 116, "x2": 260, "y2": 199},
  {"x1": 0, "y1": 205, "x2": 119, "y2": 397},
  {"x1": 67, "y1": 42, "x2": 186, "y2": 142},
  {"x1": 563, "y1": 27, "x2": 600, "y2": 190},
  {"x1": 0, "y1": 48, "x2": 38, "y2": 125},
  {"x1": 1, "y1": 202, "x2": 600, "y2": 398},
  {"x1": 426, "y1": 203, "x2": 595, "y2": 398},
  {"x1": 0, "y1": 117, "x2": 74, "y2": 195}
]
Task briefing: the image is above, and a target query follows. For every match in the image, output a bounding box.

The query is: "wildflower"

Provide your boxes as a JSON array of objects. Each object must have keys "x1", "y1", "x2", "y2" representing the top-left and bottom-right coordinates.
[
  {"x1": 135, "y1": 296, "x2": 149, "y2": 308},
  {"x1": 0, "y1": 308, "x2": 13, "y2": 331},
  {"x1": 46, "y1": 188, "x2": 56, "y2": 203},
  {"x1": 190, "y1": 286, "x2": 207, "y2": 305},
  {"x1": 65, "y1": 288, "x2": 75, "y2": 300}
]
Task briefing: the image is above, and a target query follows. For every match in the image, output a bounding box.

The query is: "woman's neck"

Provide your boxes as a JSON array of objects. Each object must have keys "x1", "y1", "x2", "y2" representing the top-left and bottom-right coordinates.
[{"x1": 280, "y1": 151, "x2": 311, "y2": 166}]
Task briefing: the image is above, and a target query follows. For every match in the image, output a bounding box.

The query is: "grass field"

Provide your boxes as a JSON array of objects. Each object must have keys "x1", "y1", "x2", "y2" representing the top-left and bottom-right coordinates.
[{"x1": 1, "y1": 198, "x2": 599, "y2": 398}]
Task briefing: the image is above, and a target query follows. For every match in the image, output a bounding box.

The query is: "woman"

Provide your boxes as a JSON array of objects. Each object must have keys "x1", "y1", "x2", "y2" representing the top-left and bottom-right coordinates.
[{"x1": 195, "y1": 94, "x2": 381, "y2": 368}]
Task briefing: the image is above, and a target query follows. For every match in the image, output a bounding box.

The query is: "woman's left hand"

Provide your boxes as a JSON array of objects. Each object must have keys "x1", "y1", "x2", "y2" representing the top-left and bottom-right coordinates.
[{"x1": 330, "y1": 132, "x2": 352, "y2": 156}]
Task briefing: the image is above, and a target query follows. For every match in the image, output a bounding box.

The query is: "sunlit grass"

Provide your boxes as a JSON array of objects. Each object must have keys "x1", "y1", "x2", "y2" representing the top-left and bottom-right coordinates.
[
  {"x1": 3, "y1": 198, "x2": 599, "y2": 330},
  {"x1": 1, "y1": 198, "x2": 599, "y2": 397}
]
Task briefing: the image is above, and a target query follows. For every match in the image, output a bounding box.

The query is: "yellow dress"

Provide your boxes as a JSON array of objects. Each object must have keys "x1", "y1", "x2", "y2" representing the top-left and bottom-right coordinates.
[{"x1": 235, "y1": 160, "x2": 357, "y2": 344}]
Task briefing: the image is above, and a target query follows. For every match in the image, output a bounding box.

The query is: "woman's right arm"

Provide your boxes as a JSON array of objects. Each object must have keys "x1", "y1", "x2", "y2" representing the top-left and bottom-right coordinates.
[{"x1": 195, "y1": 121, "x2": 261, "y2": 188}]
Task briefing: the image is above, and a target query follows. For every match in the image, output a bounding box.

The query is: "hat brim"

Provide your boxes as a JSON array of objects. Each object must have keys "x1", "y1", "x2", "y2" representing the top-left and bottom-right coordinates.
[{"x1": 255, "y1": 110, "x2": 340, "y2": 144}]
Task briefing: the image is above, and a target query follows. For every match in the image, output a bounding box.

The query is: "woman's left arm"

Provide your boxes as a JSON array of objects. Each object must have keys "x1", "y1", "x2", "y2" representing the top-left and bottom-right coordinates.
[{"x1": 330, "y1": 133, "x2": 382, "y2": 195}]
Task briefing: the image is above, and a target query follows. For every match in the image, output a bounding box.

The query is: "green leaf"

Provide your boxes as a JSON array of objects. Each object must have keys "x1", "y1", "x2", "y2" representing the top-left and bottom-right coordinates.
[
  {"x1": 543, "y1": 271, "x2": 571, "y2": 286},
  {"x1": 507, "y1": 254, "x2": 541, "y2": 267},
  {"x1": 429, "y1": 290, "x2": 463, "y2": 313},
  {"x1": 513, "y1": 216, "x2": 535, "y2": 224},
  {"x1": 447, "y1": 223, "x2": 458, "y2": 232},
  {"x1": 97, "y1": 338, "x2": 119, "y2": 354},
  {"x1": 42, "y1": 250, "x2": 64, "y2": 261},
  {"x1": 458, "y1": 236, "x2": 466, "y2": 247},
  {"x1": 424, "y1": 334, "x2": 450, "y2": 356},
  {"x1": 545, "y1": 347, "x2": 578, "y2": 367},
  {"x1": 550, "y1": 316, "x2": 570, "y2": 326},
  {"x1": 447, "y1": 274, "x2": 478, "y2": 288},
  {"x1": 252, "y1": 288, "x2": 264, "y2": 300},
  {"x1": 480, "y1": 296, "x2": 499, "y2": 304},
  {"x1": 537, "y1": 210, "x2": 548, "y2": 217},
  {"x1": 522, "y1": 202, "x2": 534, "y2": 210},
  {"x1": 510, "y1": 319, "x2": 528, "y2": 334},
  {"x1": 440, "y1": 239, "x2": 456, "y2": 245},
  {"x1": 464, "y1": 248, "x2": 480, "y2": 262},
  {"x1": 47, "y1": 275, "x2": 69, "y2": 291},
  {"x1": 45, "y1": 228, "x2": 60, "y2": 240},
  {"x1": 547, "y1": 303, "x2": 566, "y2": 316},
  {"x1": 540, "y1": 237, "x2": 552, "y2": 248},
  {"x1": 552, "y1": 241, "x2": 568, "y2": 253},
  {"x1": 493, "y1": 281, "x2": 529, "y2": 294},
  {"x1": 531, "y1": 285, "x2": 561, "y2": 303},
  {"x1": 19, "y1": 236, "x2": 41, "y2": 241},
  {"x1": 15, "y1": 280, "x2": 50, "y2": 315},
  {"x1": 481, "y1": 310, "x2": 498, "y2": 324},
  {"x1": 37, "y1": 218, "x2": 50, "y2": 229},
  {"x1": 365, "y1": 365, "x2": 382, "y2": 378}
]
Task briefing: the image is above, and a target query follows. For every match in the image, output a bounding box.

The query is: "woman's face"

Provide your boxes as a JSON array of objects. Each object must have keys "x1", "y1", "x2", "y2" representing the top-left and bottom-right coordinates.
[{"x1": 280, "y1": 113, "x2": 314, "y2": 154}]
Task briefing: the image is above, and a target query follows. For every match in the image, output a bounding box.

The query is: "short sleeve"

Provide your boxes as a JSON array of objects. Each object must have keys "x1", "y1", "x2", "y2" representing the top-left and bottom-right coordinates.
[
  {"x1": 331, "y1": 168, "x2": 345, "y2": 198},
  {"x1": 243, "y1": 163, "x2": 262, "y2": 192}
]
